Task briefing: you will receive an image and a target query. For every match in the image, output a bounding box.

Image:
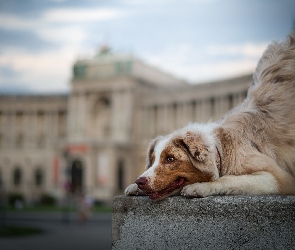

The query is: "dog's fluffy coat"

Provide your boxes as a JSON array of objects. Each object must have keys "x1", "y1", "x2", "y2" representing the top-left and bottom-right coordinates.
[{"x1": 125, "y1": 34, "x2": 295, "y2": 200}]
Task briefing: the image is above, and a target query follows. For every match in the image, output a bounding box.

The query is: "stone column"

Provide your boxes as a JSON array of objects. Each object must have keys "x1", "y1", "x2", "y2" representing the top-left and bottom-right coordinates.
[
  {"x1": 214, "y1": 97, "x2": 223, "y2": 120},
  {"x1": 2, "y1": 112, "x2": 9, "y2": 147},
  {"x1": 199, "y1": 99, "x2": 209, "y2": 122},
  {"x1": 162, "y1": 104, "x2": 169, "y2": 134},
  {"x1": 176, "y1": 103, "x2": 183, "y2": 128},
  {"x1": 30, "y1": 111, "x2": 36, "y2": 147},
  {"x1": 156, "y1": 105, "x2": 163, "y2": 135},
  {"x1": 152, "y1": 105, "x2": 159, "y2": 137},
  {"x1": 190, "y1": 101, "x2": 196, "y2": 122},
  {"x1": 52, "y1": 112, "x2": 58, "y2": 143},
  {"x1": 233, "y1": 93, "x2": 243, "y2": 107},
  {"x1": 67, "y1": 94, "x2": 75, "y2": 138},
  {"x1": 10, "y1": 112, "x2": 16, "y2": 148},
  {"x1": 194, "y1": 101, "x2": 200, "y2": 122},
  {"x1": 79, "y1": 93, "x2": 86, "y2": 135},
  {"x1": 122, "y1": 90, "x2": 133, "y2": 141},
  {"x1": 111, "y1": 90, "x2": 122, "y2": 141},
  {"x1": 221, "y1": 96, "x2": 230, "y2": 116},
  {"x1": 166, "y1": 104, "x2": 174, "y2": 132}
]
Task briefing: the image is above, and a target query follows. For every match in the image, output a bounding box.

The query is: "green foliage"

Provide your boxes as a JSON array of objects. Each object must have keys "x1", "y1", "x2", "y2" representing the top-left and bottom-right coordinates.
[
  {"x1": 93, "y1": 204, "x2": 112, "y2": 213},
  {"x1": 7, "y1": 193, "x2": 24, "y2": 207},
  {"x1": 39, "y1": 194, "x2": 56, "y2": 206},
  {"x1": 0, "y1": 225, "x2": 44, "y2": 237}
]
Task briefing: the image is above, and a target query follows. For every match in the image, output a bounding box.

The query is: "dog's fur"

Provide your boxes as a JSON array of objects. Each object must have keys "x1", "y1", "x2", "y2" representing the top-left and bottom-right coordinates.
[{"x1": 125, "y1": 34, "x2": 295, "y2": 200}]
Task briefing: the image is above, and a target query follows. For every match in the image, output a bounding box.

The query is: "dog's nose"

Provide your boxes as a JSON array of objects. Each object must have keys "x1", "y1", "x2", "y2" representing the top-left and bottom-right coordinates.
[{"x1": 135, "y1": 176, "x2": 148, "y2": 186}]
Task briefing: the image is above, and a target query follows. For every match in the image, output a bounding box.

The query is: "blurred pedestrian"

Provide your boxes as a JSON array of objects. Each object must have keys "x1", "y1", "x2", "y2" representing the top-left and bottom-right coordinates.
[{"x1": 77, "y1": 192, "x2": 93, "y2": 224}]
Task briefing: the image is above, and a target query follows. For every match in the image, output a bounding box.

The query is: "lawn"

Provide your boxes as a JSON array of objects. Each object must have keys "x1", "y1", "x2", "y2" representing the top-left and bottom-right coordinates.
[
  {"x1": 6, "y1": 203, "x2": 112, "y2": 213},
  {"x1": 0, "y1": 225, "x2": 44, "y2": 238}
]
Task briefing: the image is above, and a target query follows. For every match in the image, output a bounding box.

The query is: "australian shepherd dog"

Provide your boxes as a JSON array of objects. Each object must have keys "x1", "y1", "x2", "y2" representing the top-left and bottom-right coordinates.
[{"x1": 125, "y1": 34, "x2": 295, "y2": 200}]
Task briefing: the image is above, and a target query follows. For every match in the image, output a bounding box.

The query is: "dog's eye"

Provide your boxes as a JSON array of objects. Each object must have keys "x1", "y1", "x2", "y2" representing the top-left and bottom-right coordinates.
[{"x1": 166, "y1": 156, "x2": 175, "y2": 163}]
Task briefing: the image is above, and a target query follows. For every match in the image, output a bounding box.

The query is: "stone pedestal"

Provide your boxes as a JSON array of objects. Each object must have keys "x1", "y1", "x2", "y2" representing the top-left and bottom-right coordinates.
[{"x1": 112, "y1": 195, "x2": 295, "y2": 250}]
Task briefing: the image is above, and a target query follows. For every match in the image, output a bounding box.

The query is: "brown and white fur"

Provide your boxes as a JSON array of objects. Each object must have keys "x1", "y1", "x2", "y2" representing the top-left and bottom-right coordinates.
[{"x1": 125, "y1": 34, "x2": 295, "y2": 200}]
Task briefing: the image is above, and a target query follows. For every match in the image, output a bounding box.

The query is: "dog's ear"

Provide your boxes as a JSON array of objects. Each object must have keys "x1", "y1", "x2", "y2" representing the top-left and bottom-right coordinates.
[
  {"x1": 174, "y1": 131, "x2": 218, "y2": 180},
  {"x1": 174, "y1": 131, "x2": 208, "y2": 162},
  {"x1": 145, "y1": 136, "x2": 163, "y2": 169}
]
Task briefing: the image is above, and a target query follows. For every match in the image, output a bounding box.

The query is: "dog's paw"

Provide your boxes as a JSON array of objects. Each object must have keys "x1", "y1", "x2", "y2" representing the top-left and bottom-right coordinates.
[
  {"x1": 181, "y1": 183, "x2": 212, "y2": 198},
  {"x1": 125, "y1": 183, "x2": 140, "y2": 196}
]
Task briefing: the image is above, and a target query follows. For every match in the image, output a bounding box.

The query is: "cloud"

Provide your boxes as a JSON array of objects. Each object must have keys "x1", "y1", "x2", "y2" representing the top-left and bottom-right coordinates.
[
  {"x1": 124, "y1": 0, "x2": 218, "y2": 5},
  {"x1": 0, "y1": 47, "x2": 74, "y2": 93},
  {"x1": 191, "y1": 59, "x2": 257, "y2": 82},
  {"x1": 207, "y1": 43, "x2": 268, "y2": 58},
  {"x1": 0, "y1": 7, "x2": 122, "y2": 54},
  {"x1": 37, "y1": 26, "x2": 87, "y2": 45},
  {"x1": 0, "y1": 6, "x2": 125, "y2": 93},
  {"x1": 140, "y1": 42, "x2": 264, "y2": 83},
  {"x1": 43, "y1": 8, "x2": 124, "y2": 23},
  {"x1": 0, "y1": 6, "x2": 124, "y2": 31},
  {"x1": 146, "y1": 57, "x2": 257, "y2": 83},
  {"x1": 0, "y1": 14, "x2": 36, "y2": 30}
]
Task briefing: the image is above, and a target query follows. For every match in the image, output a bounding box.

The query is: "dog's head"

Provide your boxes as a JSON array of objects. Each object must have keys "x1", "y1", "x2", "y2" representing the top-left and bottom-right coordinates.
[{"x1": 135, "y1": 124, "x2": 221, "y2": 200}]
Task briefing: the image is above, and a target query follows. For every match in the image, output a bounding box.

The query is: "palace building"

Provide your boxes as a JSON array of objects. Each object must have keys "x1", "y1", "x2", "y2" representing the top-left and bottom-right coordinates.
[{"x1": 0, "y1": 48, "x2": 251, "y2": 203}]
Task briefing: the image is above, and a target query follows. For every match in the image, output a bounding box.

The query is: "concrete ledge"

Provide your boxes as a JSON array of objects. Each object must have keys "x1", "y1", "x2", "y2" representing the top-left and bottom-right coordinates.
[{"x1": 112, "y1": 195, "x2": 295, "y2": 250}]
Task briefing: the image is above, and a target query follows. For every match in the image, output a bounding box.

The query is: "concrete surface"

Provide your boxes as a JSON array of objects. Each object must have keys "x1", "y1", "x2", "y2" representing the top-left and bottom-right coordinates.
[{"x1": 112, "y1": 195, "x2": 295, "y2": 250}]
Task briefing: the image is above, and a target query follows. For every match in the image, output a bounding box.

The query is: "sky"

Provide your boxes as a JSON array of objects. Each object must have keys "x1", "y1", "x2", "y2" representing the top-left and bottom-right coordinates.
[{"x1": 0, "y1": 0, "x2": 295, "y2": 94}]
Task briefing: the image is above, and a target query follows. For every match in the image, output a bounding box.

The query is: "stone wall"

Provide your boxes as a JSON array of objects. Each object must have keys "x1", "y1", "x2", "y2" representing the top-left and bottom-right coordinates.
[{"x1": 112, "y1": 195, "x2": 295, "y2": 250}]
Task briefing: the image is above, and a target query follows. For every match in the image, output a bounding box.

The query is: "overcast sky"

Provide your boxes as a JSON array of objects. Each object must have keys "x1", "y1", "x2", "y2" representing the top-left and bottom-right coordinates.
[{"x1": 0, "y1": 0, "x2": 295, "y2": 94}]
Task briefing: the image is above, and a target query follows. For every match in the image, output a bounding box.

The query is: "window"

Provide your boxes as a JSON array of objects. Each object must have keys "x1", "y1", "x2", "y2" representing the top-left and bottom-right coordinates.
[
  {"x1": 71, "y1": 159, "x2": 83, "y2": 193},
  {"x1": 117, "y1": 159, "x2": 124, "y2": 191},
  {"x1": 58, "y1": 111, "x2": 66, "y2": 138},
  {"x1": 16, "y1": 111, "x2": 23, "y2": 125},
  {"x1": 153, "y1": 105, "x2": 158, "y2": 134},
  {"x1": 16, "y1": 133, "x2": 24, "y2": 148},
  {"x1": 228, "y1": 94, "x2": 234, "y2": 109},
  {"x1": 93, "y1": 96, "x2": 112, "y2": 137},
  {"x1": 0, "y1": 168, "x2": 2, "y2": 188},
  {"x1": 210, "y1": 98, "x2": 215, "y2": 117},
  {"x1": 35, "y1": 168, "x2": 43, "y2": 186},
  {"x1": 37, "y1": 133, "x2": 45, "y2": 147},
  {"x1": 13, "y1": 167, "x2": 22, "y2": 186},
  {"x1": 73, "y1": 64, "x2": 87, "y2": 79},
  {"x1": 191, "y1": 100, "x2": 196, "y2": 120},
  {"x1": 37, "y1": 111, "x2": 44, "y2": 125},
  {"x1": 172, "y1": 103, "x2": 177, "y2": 128},
  {"x1": 115, "y1": 61, "x2": 132, "y2": 75}
]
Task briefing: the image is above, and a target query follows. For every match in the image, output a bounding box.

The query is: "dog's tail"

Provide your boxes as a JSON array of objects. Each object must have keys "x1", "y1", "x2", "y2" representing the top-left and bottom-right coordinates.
[{"x1": 249, "y1": 33, "x2": 295, "y2": 111}]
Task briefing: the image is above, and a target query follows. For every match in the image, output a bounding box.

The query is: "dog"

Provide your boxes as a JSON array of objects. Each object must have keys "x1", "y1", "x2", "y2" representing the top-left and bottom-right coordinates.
[{"x1": 125, "y1": 34, "x2": 295, "y2": 200}]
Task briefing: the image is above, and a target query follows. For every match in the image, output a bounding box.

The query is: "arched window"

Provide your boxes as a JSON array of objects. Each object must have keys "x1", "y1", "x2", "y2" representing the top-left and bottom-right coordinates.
[
  {"x1": 16, "y1": 133, "x2": 24, "y2": 148},
  {"x1": 0, "y1": 168, "x2": 2, "y2": 188},
  {"x1": 71, "y1": 159, "x2": 83, "y2": 193},
  {"x1": 37, "y1": 133, "x2": 45, "y2": 147},
  {"x1": 13, "y1": 167, "x2": 22, "y2": 186},
  {"x1": 35, "y1": 168, "x2": 43, "y2": 186}
]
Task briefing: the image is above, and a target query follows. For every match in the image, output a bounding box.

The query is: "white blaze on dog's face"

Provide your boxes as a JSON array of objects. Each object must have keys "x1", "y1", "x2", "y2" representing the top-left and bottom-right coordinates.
[{"x1": 136, "y1": 126, "x2": 219, "y2": 200}]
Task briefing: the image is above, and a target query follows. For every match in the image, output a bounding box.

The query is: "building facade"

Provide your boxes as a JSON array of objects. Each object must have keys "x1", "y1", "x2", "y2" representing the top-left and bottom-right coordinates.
[{"x1": 0, "y1": 49, "x2": 252, "y2": 203}]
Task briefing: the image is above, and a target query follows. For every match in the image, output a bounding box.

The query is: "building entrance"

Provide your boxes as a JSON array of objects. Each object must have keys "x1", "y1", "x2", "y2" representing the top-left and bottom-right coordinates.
[{"x1": 71, "y1": 159, "x2": 83, "y2": 193}]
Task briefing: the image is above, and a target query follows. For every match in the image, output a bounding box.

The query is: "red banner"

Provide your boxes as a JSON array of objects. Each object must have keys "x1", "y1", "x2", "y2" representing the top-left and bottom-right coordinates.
[{"x1": 66, "y1": 144, "x2": 89, "y2": 153}]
